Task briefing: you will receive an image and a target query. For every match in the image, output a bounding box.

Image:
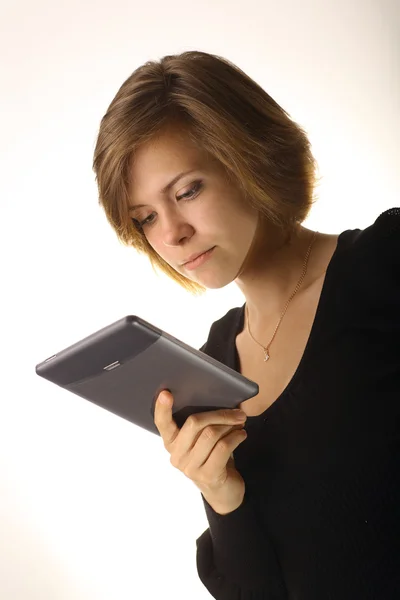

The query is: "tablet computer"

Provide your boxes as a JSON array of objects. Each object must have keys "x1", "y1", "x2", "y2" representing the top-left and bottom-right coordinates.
[{"x1": 35, "y1": 315, "x2": 259, "y2": 436}]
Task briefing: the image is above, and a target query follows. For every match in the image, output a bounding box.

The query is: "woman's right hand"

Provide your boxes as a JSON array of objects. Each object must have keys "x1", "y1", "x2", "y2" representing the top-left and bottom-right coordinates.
[{"x1": 154, "y1": 390, "x2": 248, "y2": 515}]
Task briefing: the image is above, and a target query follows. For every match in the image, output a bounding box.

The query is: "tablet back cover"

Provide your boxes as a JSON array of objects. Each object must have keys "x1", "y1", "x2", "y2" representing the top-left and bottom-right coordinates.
[{"x1": 36, "y1": 315, "x2": 258, "y2": 436}]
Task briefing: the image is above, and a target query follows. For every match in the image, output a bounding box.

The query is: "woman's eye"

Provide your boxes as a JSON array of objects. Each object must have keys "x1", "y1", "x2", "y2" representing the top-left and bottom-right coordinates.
[
  {"x1": 177, "y1": 180, "x2": 202, "y2": 200},
  {"x1": 134, "y1": 180, "x2": 203, "y2": 228}
]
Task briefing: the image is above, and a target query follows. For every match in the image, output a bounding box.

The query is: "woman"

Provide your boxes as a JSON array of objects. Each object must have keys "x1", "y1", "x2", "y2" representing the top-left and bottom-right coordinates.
[{"x1": 92, "y1": 50, "x2": 399, "y2": 599}]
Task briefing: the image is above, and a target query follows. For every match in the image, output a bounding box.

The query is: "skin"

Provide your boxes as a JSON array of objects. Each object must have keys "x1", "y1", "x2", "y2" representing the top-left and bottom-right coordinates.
[{"x1": 128, "y1": 126, "x2": 337, "y2": 335}]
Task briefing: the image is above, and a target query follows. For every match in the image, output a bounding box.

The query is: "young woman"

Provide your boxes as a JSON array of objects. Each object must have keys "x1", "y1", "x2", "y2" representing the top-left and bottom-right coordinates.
[{"x1": 92, "y1": 50, "x2": 399, "y2": 599}]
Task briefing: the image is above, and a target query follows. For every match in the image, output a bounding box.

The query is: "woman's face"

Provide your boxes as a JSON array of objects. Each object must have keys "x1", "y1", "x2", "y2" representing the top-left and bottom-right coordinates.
[{"x1": 128, "y1": 127, "x2": 261, "y2": 290}]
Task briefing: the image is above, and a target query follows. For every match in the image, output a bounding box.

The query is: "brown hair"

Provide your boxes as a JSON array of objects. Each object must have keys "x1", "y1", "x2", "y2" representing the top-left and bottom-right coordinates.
[{"x1": 92, "y1": 50, "x2": 320, "y2": 296}]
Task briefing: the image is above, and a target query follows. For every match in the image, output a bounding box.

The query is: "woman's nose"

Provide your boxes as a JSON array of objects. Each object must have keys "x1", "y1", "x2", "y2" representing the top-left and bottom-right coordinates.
[{"x1": 161, "y1": 212, "x2": 194, "y2": 247}]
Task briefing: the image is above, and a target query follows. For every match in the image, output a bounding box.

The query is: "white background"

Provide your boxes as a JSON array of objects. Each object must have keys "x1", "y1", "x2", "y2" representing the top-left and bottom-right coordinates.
[{"x1": 1, "y1": 0, "x2": 399, "y2": 598}]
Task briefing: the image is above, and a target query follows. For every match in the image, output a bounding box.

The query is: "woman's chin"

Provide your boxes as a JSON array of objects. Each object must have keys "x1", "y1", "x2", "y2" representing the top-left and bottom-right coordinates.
[{"x1": 191, "y1": 270, "x2": 236, "y2": 290}]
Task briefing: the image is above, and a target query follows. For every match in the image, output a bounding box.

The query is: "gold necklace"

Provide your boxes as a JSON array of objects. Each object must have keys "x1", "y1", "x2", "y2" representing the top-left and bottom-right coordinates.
[{"x1": 245, "y1": 230, "x2": 318, "y2": 362}]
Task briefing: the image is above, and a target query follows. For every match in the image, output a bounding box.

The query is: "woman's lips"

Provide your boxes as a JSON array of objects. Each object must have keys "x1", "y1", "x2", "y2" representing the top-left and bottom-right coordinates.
[{"x1": 184, "y1": 247, "x2": 216, "y2": 270}]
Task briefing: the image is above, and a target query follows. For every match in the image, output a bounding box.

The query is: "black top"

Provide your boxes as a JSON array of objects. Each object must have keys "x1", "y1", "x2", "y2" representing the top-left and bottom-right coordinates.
[{"x1": 195, "y1": 208, "x2": 400, "y2": 600}]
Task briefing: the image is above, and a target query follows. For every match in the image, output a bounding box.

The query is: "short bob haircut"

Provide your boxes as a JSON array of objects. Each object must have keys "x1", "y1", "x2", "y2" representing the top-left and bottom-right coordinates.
[{"x1": 92, "y1": 50, "x2": 320, "y2": 296}]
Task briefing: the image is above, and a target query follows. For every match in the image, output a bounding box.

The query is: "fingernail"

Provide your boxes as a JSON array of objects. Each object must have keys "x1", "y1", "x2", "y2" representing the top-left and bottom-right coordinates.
[
  {"x1": 159, "y1": 392, "x2": 170, "y2": 405},
  {"x1": 233, "y1": 410, "x2": 247, "y2": 420}
]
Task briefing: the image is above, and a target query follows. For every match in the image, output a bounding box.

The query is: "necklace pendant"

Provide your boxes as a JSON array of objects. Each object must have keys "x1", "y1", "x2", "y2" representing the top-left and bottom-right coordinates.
[{"x1": 263, "y1": 350, "x2": 270, "y2": 362}]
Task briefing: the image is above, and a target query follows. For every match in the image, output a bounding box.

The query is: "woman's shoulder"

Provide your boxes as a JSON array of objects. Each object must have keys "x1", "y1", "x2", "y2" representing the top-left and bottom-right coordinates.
[
  {"x1": 339, "y1": 207, "x2": 400, "y2": 259},
  {"x1": 334, "y1": 207, "x2": 400, "y2": 325},
  {"x1": 331, "y1": 207, "x2": 399, "y2": 282}
]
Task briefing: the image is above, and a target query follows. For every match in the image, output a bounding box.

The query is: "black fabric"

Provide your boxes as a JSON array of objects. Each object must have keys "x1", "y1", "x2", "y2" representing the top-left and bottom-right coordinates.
[{"x1": 195, "y1": 208, "x2": 400, "y2": 599}]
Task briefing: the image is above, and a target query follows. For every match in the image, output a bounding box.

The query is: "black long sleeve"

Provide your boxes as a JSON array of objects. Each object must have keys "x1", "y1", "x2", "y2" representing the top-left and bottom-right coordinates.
[
  {"x1": 195, "y1": 208, "x2": 400, "y2": 599},
  {"x1": 196, "y1": 491, "x2": 287, "y2": 599}
]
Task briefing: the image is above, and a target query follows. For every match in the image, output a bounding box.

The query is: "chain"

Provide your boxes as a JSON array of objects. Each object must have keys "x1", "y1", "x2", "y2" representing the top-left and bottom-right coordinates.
[{"x1": 245, "y1": 230, "x2": 318, "y2": 362}]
